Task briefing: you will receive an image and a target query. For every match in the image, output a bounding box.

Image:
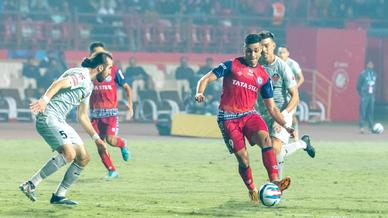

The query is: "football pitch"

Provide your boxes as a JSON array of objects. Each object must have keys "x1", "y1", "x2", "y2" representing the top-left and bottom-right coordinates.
[{"x1": 1, "y1": 127, "x2": 388, "y2": 217}]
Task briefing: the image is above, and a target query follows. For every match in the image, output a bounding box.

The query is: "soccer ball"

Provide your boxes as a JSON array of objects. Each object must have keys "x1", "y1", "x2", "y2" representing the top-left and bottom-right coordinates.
[
  {"x1": 372, "y1": 123, "x2": 384, "y2": 134},
  {"x1": 259, "y1": 182, "x2": 281, "y2": 207}
]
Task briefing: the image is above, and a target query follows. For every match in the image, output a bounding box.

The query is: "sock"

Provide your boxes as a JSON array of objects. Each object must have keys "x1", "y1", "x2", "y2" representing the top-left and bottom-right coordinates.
[
  {"x1": 283, "y1": 140, "x2": 307, "y2": 158},
  {"x1": 276, "y1": 148, "x2": 286, "y2": 180},
  {"x1": 55, "y1": 162, "x2": 84, "y2": 197},
  {"x1": 98, "y1": 148, "x2": 116, "y2": 171},
  {"x1": 30, "y1": 153, "x2": 68, "y2": 187},
  {"x1": 238, "y1": 165, "x2": 255, "y2": 191},
  {"x1": 261, "y1": 147, "x2": 279, "y2": 182},
  {"x1": 115, "y1": 137, "x2": 125, "y2": 149}
]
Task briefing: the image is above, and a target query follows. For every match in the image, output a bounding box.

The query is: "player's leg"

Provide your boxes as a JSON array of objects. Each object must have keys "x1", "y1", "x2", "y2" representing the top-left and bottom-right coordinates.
[
  {"x1": 367, "y1": 97, "x2": 375, "y2": 132},
  {"x1": 20, "y1": 117, "x2": 73, "y2": 202},
  {"x1": 281, "y1": 135, "x2": 315, "y2": 159},
  {"x1": 271, "y1": 120, "x2": 315, "y2": 179},
  {"x1": 245, "y1": 114, "x2": 290, "y2": 193},
  {"x1": 20, "y1": 144, "x2": 73, "y2": 202},
  {"x1": 92, "y1": 118, "x2": 117, "y2": 177},
  {"x1": 104, "y1": 116, "x2": 130, "y2": 161},
  {"x1": 292, "y1": 114, "x2": 299, "y2": 140},
  {"x1": 359, "y1": 97, "x2": 368, "y2": 133},
  {"x1": 218, "y1": 118, "x2": 257, "y2": 203},
  {"x1": 51, "y1": 126, "x2": 89, "y2": 205}
]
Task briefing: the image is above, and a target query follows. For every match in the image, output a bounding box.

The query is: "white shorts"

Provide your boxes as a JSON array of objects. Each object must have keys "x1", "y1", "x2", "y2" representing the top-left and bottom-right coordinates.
[
  {"x1": 271, "y1": 110, "x2": 294, "y2": 144},
  {"x1": 35, "y1": 114, "x2": 83, "y2": 151}
]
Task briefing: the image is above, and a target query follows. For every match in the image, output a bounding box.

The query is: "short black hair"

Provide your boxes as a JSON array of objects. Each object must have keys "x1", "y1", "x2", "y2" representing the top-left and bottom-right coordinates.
[
  {"x1": 258, "y1": 31, "x2": 275, "y2": 41},
  {"x1": 89, "y1": 41, "x2": 105, "y2": 53},
  {"x1": 278, "y1": 45, "x2": 288, "y2": 50},
  {"x1": 244, "y1": 33, "x2": 261, "y2": 46}
]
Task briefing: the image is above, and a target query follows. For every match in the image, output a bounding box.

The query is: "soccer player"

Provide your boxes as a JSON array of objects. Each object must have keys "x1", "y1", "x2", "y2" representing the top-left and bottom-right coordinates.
[
  {"x1": 195, "y1": 33, "x2": 293, "y2": 204},
  {"x1": 278, "y1": 46, "x2": 304, "y2": 139},
  {"x1": 19, "y1": 51, "x2": 113, "y2": 205},
  {"x1": 88, "y1": 42, "x2": 133, "y2": 179},
  {"x1": 258, "y1": 31, "x2": 315, "y2": 179}
]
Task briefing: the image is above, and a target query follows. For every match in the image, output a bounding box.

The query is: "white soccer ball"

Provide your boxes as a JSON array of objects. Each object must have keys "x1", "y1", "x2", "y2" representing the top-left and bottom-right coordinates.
[
  {"x1": 259, "y1": 182, "x2": 281, "y2": 207},
  {"x1": 372, "y1": 123, "x2": 384, "y2": 134}
]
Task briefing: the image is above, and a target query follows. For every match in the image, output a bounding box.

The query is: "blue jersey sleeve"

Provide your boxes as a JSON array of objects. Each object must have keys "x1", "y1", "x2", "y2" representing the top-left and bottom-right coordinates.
[
  {"x1": 212, "y1": 60, "x2": 232, "y2": 78},
  {"x1": 260, "y1": 78, "x2": 273, "y2": 99},
  {"x1": 115, "y1": 68, "x2": 127, "y2": 87}
]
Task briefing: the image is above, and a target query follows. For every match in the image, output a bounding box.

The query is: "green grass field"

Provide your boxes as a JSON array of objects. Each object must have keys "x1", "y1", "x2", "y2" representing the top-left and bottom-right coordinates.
[{"x1": 0, "y1": 138, "x2": 388, "y2": 217}]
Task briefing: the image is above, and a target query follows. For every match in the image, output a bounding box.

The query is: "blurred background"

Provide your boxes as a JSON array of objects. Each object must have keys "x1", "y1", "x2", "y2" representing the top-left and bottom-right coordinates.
[{"x1": 0, "y1": 0, "x2": 387, "y2": 133}]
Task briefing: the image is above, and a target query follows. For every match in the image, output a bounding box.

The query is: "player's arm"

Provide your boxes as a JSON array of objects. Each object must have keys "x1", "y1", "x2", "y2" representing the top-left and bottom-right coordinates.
[
  {"x1": 115, "y1": 68, "x2": 134, "y2": 118},
  {"x1": 195, "y1": 71, "x2": 218, "y2": 102},
  {"x1": 30, "y1": 78, "x2": 72, "y2": 113},
  {"x1": 296, "y1": 70, "x2": 304, "y2": 87},
  {"x1": 196, "y1": 60, "x2": 231, "y2": 102},
  {"x1": 260, "y1": 79, "x2": 294, "y2": 135},
  {"x1": 77, "y1": 101, "x2": 106, "y2": 146},
  {"x1": 122, "y1": 83, "x2": 134, "y2": 118},
  {"x1": 283, "y1": 86, "x2": 299, "y2": 113},
  {"x1": 293, "y1": 61, "x2": 304, "y2": 87},
  {"x1": 282, "y1": 64, "x2": 299, "y2": 113}
]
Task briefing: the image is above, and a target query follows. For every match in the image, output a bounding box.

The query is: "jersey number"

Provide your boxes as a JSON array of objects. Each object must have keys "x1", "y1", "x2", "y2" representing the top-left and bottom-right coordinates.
[{"x1": 59, "y1": 131, "x2": 68, "y2": 139}]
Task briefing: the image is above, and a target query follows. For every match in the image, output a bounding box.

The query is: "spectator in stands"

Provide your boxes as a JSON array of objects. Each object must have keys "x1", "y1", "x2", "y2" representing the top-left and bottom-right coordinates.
[
  {"x1": 22, "y1": 57, "x2": 40, "y2": 81},
  {"x1": 196, "y1": 57, "x2": 214, "y2": 77},
  {"x1": 125, "y1": 57, "x2": 154, "y2": 90},
  {"x1": 30, "y1": 0, "x2": 51, "y2": 21},
  {"x1": 175, "y1": 56, "x2": 195, "y2": 93},
  {"x1": 127, "y1": 0, "x2": 145, "y2": 13},
  {"x1": 19, "y1": 0, "x2": 31, "y2": 20}
]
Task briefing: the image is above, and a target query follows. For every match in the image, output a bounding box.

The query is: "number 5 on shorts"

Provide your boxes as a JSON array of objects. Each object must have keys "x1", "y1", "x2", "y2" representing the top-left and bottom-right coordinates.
[{"x1": 59, "y1": 130, "x2": 68, "y2": 139}]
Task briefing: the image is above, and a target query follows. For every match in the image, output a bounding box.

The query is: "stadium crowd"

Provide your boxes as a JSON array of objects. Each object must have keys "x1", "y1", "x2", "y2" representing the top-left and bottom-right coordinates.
[{"x1": 1, "y1": 0, "x2": 387, "y2": 52}]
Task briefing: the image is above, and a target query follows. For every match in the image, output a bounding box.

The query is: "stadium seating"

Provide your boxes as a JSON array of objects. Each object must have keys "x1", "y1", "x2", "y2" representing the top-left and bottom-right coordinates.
[
  {"x1": 137, "y1": 90, "x2": 180, "y2": 122},
  {"x1": 0, "y1": 89, "x2": 33, "y2": 121}
]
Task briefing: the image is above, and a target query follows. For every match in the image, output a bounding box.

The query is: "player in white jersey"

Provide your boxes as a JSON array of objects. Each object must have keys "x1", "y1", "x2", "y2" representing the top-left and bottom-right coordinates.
[
  {"x1": 258, "y1": 31, "x2": 315, "y2": 179},
  {"x1": 278, "y1": 46, "x2": 304, "y2": 139},
  {"x1": 19, "y1": 51, "x2": 113, "y2": 205}
]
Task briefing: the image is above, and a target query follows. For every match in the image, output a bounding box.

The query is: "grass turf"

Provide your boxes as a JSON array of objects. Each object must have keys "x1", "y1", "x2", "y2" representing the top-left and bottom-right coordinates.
[{"x1": 0, "y1": 138, "x2": 387, "y2": 217}]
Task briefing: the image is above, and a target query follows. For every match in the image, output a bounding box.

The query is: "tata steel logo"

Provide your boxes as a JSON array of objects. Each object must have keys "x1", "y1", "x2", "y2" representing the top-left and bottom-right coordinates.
[{"x1": 332, "y1": 68, "x2": 349, "y2": 92}]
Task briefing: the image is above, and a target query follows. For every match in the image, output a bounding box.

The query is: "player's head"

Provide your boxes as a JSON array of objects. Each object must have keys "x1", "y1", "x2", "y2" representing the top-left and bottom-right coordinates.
[
  {"x1": 366, "y1": 60, "x2": 374, "y2": 69},
  {"x1": 81, "y1": 51, "x2": 113, "y2": 82},
  {"x1": 243, "y1": 33, "x2": 262, "y2": 67},
  {"x1": 258, "y1": 31, "x2": 276, "y2": 63},
  {"x1": 89, "y1": 41, "x2": 105, "y2": 54},
  {"x1": 277, "y1": 45, "x2": 289, "y2": 61}
]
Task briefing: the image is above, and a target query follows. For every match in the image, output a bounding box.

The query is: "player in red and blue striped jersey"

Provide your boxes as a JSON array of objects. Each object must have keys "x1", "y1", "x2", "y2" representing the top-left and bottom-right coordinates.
[
  {"x1": 195, "y1": 34, "x2": 294, "y2": 204},
  {"x1": 89, "y1": 42, "x2": 133, "y2": 179}
]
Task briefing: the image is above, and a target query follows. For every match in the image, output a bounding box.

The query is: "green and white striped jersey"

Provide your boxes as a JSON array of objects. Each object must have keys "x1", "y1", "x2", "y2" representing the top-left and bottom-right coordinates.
[{"x1": 42, "y1": 67, "x2": 93, "y2": 121}]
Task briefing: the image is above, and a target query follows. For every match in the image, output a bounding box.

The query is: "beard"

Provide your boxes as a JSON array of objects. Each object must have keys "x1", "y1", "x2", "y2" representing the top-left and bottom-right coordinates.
[{"x1": 96, "y1": 73, "x2": 106, "y2": 83}]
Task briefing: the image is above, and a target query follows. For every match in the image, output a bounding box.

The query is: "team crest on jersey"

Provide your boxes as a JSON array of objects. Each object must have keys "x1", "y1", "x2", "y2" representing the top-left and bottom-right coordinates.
[
  {"x1": 272, "y1": 73, "x2": 280, "y2": 82},
  {"x1": 105, "y1": 75, "x2": 112, "y2": 82},
  {"x1": 237, "y1": 71, "x2": 243, "y2": 76},
  {"x1": 247, "y1": 69, "x2": 254, "y2": 77},
  {"x1": 257, "y1": 76, "x2": 263, "y2": 85}
]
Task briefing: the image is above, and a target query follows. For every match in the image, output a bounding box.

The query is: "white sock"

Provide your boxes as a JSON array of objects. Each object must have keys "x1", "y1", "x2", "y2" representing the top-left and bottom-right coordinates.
[
  {"x1": 56, "y1": 162, "x2": 83, "y2": 197},
  {"x1": 30, "y1": 153, "x2": 68, "y2": 187},
  {"x1": 276, "y1": 148, "x2": 286, "y2": 180},
  {"x1": 283, "y1": 140, "x2": 307, "y2": 158}
]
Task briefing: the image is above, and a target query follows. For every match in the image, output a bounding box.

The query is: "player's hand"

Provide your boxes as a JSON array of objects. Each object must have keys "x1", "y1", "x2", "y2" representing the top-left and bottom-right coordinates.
[
  {"x1": 284, "y1": 126, "x2": 295, "y2": 138},
  {"x1": 195, "y1": 93, "x2": 205, "y2": 103},
  {"x1": 127, "y1": 104, "x2": 134, "y2": 120},
  {"x1": 30, "y1": 99, "x2": 47, "y2": 113},
  {"x1": 95, "y1": 138, "x2": 107, "y2": 149},
  {"x1": 281, "y1": 110, "x2": 289, "y2": 119}
]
